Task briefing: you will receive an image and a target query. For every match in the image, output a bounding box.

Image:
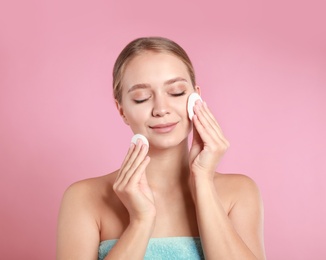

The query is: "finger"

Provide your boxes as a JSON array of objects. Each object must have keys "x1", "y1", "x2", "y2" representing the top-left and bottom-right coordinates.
[
  {"x1": 202, "y1": 102, "x2": 226, "y2": 137},
  {"x1": 195, "y1": 101, "x2": 220, "y2": 135},
  {"x1": 193, "y1": 114, "x2": 230, "y2": 159},
  {"x1": 195, "y1": 101, "x2": 228, "y2": 144},
  {"x1": 202, "y1": 101, "x2": 222, "y2": 131},
  {"x1": 192, "y1": 114, "x2": 211, "y2": 144},
  {"x1": 192, "y1": 119, "x2": 203, "y2": 146},
  {"x1": 128, "y1": 155, "x2": 151, "y2": 185},
  {"x1": 194, "y1": 103, "x2": 220, "y2": 142},
  {"x1": 116, "y1": 143, "x2": 136, "y2": 181},
  {"x1": 193, "y1": 110, "x2": 229, "y2": 150},
  {"x1": 120, "y1": 141, "x2": 149, "y2": 185},
  {"x1": 116, "y1": 140, "x2": 144, "y2": 183}
]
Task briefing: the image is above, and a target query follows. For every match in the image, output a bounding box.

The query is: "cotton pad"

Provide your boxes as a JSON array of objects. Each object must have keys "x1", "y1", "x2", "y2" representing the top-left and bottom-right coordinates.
[
  {"x1": 131, "y1": 134, "x2": 149, "y2": 146},
  {"x1": 187, "y1": 93, "x2": 202, "y2": 120}
]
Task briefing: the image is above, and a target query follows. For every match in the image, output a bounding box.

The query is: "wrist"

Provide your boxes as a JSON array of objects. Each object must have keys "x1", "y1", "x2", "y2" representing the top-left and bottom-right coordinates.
[
  {"x1": 190, "y1": 169, "x2": 215, "y2": 182},
  {"x1": 128, "y1": 217, "x2": 156, "y2": 238},
  {"x1": 189, "y1": 174, "x2": 216, "y2": 201},
  {"x1": 129, "y1": 214, "x2": 156, "y2": 227}
]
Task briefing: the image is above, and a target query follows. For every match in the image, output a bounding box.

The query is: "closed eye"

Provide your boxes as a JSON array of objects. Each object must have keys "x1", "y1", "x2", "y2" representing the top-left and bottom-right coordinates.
[
  {"x1": 171, "y1": 91, "x2": 186, "y2": 97},
  {"x1": 134, "y1": 99, "x2": 148, "y2": 104}
]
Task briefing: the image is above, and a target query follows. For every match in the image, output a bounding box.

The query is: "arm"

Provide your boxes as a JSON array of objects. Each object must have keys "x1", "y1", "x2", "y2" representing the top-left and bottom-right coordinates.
[
  {"x1": 57, "y1": 140, "x2": 155, "y2": 260},
  {"x1": 193, "y1": 174, "x2": 265, "y2": 260},
  {"x1": 189, "y1": 100, "x2": 266, "y2": 260},
  {"x1": 105, "y1": 140, "x2": 155, "y2": 259},
  {"x1": 56, "y1": 182, "x2": 101, "y2": 260},
  {"x1": 104, "y1": 218, "x2": 154, "y2": 259}
]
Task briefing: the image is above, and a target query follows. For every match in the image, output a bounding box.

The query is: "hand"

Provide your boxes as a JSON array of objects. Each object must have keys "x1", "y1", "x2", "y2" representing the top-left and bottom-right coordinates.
[
  {"x1": 189, "y1": 100, "x2": 230, "y2": 178},
  {"x1": 113, "y1": 140, "x2": 155, "y2": 222}
]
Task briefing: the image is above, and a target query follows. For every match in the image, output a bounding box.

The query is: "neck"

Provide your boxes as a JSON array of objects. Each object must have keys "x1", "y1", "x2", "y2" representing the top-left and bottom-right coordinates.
[{"x1": 146, "y1": 139, "x2": 190, "y2": 191}]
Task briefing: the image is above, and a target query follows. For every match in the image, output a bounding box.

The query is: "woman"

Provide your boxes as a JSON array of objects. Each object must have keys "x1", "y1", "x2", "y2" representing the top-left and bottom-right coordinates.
[{"x1": 57, "y1": 37, "x2": 266, "y2": 259}]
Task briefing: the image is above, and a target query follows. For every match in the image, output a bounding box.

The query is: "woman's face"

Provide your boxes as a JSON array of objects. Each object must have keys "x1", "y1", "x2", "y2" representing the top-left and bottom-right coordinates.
[{"x1": 117, "y1": 51, "x2": 200, "y2": 149}]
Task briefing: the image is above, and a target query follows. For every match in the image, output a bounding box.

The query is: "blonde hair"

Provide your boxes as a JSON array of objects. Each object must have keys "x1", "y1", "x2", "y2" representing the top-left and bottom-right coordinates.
[{"x1": 113, "y1": 37, "x2": 196, "y2": 103}]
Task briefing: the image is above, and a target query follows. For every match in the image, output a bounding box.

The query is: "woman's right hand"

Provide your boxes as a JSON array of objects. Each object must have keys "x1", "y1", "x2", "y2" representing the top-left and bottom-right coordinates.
[{"x1": 113, "y1": 140, "x2": 155, "y2": 222}]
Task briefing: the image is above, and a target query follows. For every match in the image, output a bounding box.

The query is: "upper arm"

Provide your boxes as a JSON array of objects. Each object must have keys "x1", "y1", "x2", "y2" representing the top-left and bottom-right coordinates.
[
  {"x1": 228, "y1": 175, "x2": 266, "y2": 260},
  {"x1": 56, "y1": 181, "x2": 100, "y2": 260}
]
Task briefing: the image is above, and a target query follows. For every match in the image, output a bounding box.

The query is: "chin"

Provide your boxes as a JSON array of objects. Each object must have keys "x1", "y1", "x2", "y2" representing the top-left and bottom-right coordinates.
[{"x1": 149, "y1": 135, "x2": 189, "y2": 150}]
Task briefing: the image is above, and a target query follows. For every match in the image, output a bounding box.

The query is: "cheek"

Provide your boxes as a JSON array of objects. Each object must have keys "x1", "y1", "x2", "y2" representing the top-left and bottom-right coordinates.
[
  {"x1": 124, "y1": 106, "x2": 149, "y2": 124},
  {"x1": 177, "y1": 99, "x2": 188, "y2": 118}
]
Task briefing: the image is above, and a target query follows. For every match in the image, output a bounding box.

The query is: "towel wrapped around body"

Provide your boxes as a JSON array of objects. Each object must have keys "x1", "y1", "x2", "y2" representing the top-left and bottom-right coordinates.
[{"x1": 98, "y1": 237, "x2": 204, "y2": 260}]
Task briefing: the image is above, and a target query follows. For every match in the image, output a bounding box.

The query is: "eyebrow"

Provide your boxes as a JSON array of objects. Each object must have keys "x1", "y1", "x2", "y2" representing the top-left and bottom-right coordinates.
[
  {"x1": 164, "y1": 77, "x2": 188, "y2": 85},
  {"x1": 128, "y1": 77, "x2": 188, "y2": 93},
  {"x1": 127, "y1": 83, "x2": 150, "y2": 93}
]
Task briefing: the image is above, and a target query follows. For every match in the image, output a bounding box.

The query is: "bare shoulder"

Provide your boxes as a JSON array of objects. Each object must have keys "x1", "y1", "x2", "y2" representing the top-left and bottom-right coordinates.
[
  {"x1": 214, "y1": 173, "x2": 263, "y2": 213},
  {"x1": 214, "y1": 173, "x2": 266, "y2": 259},
  {"x1": 59, "y1": 171, "x2": 119, "y2": 219},
  {"x1": 64, "y1": 171, "x2": 117, "y2": 195},
  {"x1": 215, "y1": 173, "x2": 260, "y2": 193},
  {"x1": 66, "y1": 172, "x2": 116, "y2": 194},
  {"x1": 57, "y1": 171, "x2": 120, "y2": 259}
]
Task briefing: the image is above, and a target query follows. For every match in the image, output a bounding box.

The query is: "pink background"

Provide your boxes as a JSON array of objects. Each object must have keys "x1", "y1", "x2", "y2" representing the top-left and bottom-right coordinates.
[{"x1": 1, "y1": 0, "x2": 325, "y2": 259}]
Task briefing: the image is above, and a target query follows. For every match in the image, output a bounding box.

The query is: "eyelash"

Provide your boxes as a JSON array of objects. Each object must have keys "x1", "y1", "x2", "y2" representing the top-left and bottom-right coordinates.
[
  {"x1": 134, "y1": 99, "x2": 147, "y2": 104},
  {"x1": 134, "y1": 92, "x2": 186, "y2": 104},
  {"x1": 171, "y1": 91, "x2": 186, "y2": 97}
]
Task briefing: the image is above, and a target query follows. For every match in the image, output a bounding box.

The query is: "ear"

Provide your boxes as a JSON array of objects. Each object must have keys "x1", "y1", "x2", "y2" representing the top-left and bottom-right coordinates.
[
  {"x1": 115, "y1": 100, "x2": 130, "y2": 125},
  {"x1": 195, "y1": 85, "x2": 201, "y2": 96}
]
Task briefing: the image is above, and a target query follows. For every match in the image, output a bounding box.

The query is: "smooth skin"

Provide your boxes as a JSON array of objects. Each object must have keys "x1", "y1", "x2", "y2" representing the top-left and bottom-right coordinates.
[{"x1": 57, "y1": 52, "x2": 266, "y2": 259}]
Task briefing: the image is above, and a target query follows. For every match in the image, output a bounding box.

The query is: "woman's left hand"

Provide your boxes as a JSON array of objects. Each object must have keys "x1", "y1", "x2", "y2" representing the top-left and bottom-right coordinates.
[{"x1": 189, "y1": 100, "x2": 230, "y2": 179}]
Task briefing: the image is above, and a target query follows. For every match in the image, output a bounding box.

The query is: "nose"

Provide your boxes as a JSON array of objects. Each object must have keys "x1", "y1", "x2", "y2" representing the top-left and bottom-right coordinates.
[{"x1": 152, "y1": 96, "x2": 170, "y2": 117}]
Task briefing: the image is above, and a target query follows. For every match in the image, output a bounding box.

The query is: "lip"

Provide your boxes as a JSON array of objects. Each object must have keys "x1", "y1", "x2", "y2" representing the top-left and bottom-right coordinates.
[{"x1": 149, "y1": 122, "x2": 178, "y2": 133}]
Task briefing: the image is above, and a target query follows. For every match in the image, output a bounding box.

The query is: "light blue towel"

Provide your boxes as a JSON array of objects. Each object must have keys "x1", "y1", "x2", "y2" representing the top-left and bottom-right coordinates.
[{"x1": 98, "y1": 237, "x2": 204, "y2": 260}]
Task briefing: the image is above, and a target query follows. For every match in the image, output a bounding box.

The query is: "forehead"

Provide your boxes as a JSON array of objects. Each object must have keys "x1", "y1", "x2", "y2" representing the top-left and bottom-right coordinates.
[{"x1": 121, "y1": 51, "x2": 191, "y2": 88}]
